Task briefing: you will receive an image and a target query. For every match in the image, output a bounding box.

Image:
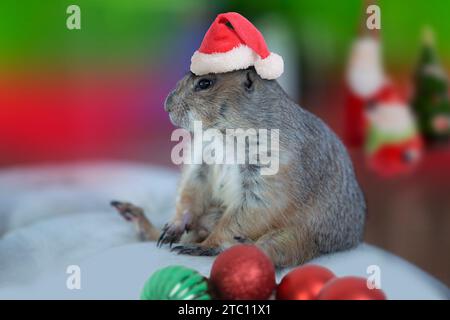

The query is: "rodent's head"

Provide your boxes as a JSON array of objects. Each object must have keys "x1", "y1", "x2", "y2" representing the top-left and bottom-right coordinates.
[{"x1": 164, "y1": 68, "x2": 266, "y2": 131}]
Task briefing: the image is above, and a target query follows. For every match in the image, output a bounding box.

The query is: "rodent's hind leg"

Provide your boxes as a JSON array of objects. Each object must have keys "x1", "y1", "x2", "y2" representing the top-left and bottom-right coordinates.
[
  {"x1": 110, "y1": 200, "x2": 160, "y2": 241},
  {"x1": 255, "y1": 225, "x2": 320, "y2": 268},
  {"x1": 170, "y1": 243, "x2": 221, "y2": 256},
  {"x1": 172, "y1": 235, "x2": 252, "y2": 257}
]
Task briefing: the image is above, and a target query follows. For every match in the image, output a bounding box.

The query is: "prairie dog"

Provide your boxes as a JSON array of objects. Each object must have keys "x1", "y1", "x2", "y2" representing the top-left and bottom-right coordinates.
[{"x1": 112, "y1": 68, "x2": 366, "y2": 267}]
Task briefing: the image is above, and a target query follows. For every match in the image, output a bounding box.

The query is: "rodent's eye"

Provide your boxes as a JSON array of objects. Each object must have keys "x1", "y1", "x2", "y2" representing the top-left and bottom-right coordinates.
[{"x1": 196, "y1": 78, "x2": 212, "y2": 91}]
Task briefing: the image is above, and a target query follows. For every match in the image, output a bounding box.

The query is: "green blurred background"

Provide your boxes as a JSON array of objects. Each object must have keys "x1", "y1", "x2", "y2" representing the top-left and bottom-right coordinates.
[{"x1": 1, "y1": 0, "x2": 449, "y2": 71}]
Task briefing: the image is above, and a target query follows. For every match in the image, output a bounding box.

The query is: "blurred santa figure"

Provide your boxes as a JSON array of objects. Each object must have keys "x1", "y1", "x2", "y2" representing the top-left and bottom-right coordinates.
[
  {"x1": 344, "y1": 0, "x2": 387, "y2": 147},
  {"x1": 365, "y1": 85, "x2": 423, "y2": 177}
]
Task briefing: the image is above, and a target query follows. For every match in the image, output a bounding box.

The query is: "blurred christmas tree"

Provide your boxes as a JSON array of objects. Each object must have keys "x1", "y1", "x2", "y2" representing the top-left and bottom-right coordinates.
[{"x1": 411, "y1": 27, "x2": 450, "y2": 144}]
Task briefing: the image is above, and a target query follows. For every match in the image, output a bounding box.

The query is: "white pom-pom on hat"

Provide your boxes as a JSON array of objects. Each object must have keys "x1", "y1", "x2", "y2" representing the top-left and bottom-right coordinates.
[{"x1": 254, "y1": 52, "x2": 284, "y2": 80}]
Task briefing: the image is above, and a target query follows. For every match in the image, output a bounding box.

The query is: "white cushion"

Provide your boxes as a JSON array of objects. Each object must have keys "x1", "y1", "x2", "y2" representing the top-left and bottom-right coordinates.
[{"x1": 0, "y1": 162, "x2": 448, "y2": 299}]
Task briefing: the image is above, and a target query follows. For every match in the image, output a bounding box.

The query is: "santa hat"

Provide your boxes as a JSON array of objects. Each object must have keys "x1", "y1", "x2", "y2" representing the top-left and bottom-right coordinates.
[{"x1": 190, "y1": 12, "x2": 284, "y2": 80}]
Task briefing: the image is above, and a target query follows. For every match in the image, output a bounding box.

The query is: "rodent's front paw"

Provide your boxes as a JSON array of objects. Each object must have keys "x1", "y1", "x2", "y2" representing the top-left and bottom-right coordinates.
[{"x1": 157, "y1": 222, "x2": 186, "y2": 248}]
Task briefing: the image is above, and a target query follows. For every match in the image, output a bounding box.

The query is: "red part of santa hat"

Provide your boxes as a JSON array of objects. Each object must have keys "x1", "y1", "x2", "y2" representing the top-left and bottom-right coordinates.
[{"x1": 190, "y1": 12, "x2": 284, "y2": 80}]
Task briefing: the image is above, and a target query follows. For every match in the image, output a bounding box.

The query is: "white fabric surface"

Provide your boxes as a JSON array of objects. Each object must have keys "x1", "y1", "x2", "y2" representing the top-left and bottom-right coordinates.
[{"x1": 0, "y1": 162, "x2": 448, "y2": 299}]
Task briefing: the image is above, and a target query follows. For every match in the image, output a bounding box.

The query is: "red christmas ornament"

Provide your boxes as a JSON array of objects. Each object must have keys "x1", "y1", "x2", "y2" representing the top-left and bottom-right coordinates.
[
  {"x1": 318, "y1": 276, "x2": 387, "y2": 300},
  {"x1": 276, "y1": 265, "x2": 335, "y2": 300},
  {"x1": 209, "y1": 244, "x2": 276, "y2": 300}
]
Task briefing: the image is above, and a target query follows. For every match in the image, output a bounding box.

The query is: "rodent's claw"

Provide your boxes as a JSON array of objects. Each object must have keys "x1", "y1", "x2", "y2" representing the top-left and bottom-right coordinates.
[
  {"x1": 233, "y1": 236, "x2": 251, "y2": 244},
  {"x1": 157, "y1": 222, "x2": 185, "y2": 248},
  {"x1": 157, "y1": 224, "x2": 168, "y2": 247},
  {"x1": 171, "y1": 244, "x2": 221, "y2": 256}
]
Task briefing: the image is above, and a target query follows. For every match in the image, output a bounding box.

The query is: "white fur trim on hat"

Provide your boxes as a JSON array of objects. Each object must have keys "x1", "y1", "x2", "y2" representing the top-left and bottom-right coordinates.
[
  {"x1": 254, "y1": 52, "x2": 284, "y2": 80},
  {"x1": 191, "y1": 45, "x2": 256, "y2": 76},
  {"x1": 191, "y1": 45, "x2": 284, "y2": 80}
]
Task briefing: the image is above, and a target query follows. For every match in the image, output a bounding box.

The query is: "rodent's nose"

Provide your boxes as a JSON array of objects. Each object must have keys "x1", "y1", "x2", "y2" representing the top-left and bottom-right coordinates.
[{"x1": 164, "y1": 92, "x2": 175, "y2": 112}]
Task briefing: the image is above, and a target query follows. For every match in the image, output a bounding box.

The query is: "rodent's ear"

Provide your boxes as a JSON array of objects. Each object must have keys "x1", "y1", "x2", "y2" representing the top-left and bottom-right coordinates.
[{"x1": 244, "y1": 69, "x2": 257, "y2": 92}]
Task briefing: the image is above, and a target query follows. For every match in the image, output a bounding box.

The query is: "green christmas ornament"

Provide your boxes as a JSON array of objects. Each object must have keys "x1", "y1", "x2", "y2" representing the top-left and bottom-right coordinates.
[{"x1": 140, "y1": 266, "x2": 211, "y2": 300}]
